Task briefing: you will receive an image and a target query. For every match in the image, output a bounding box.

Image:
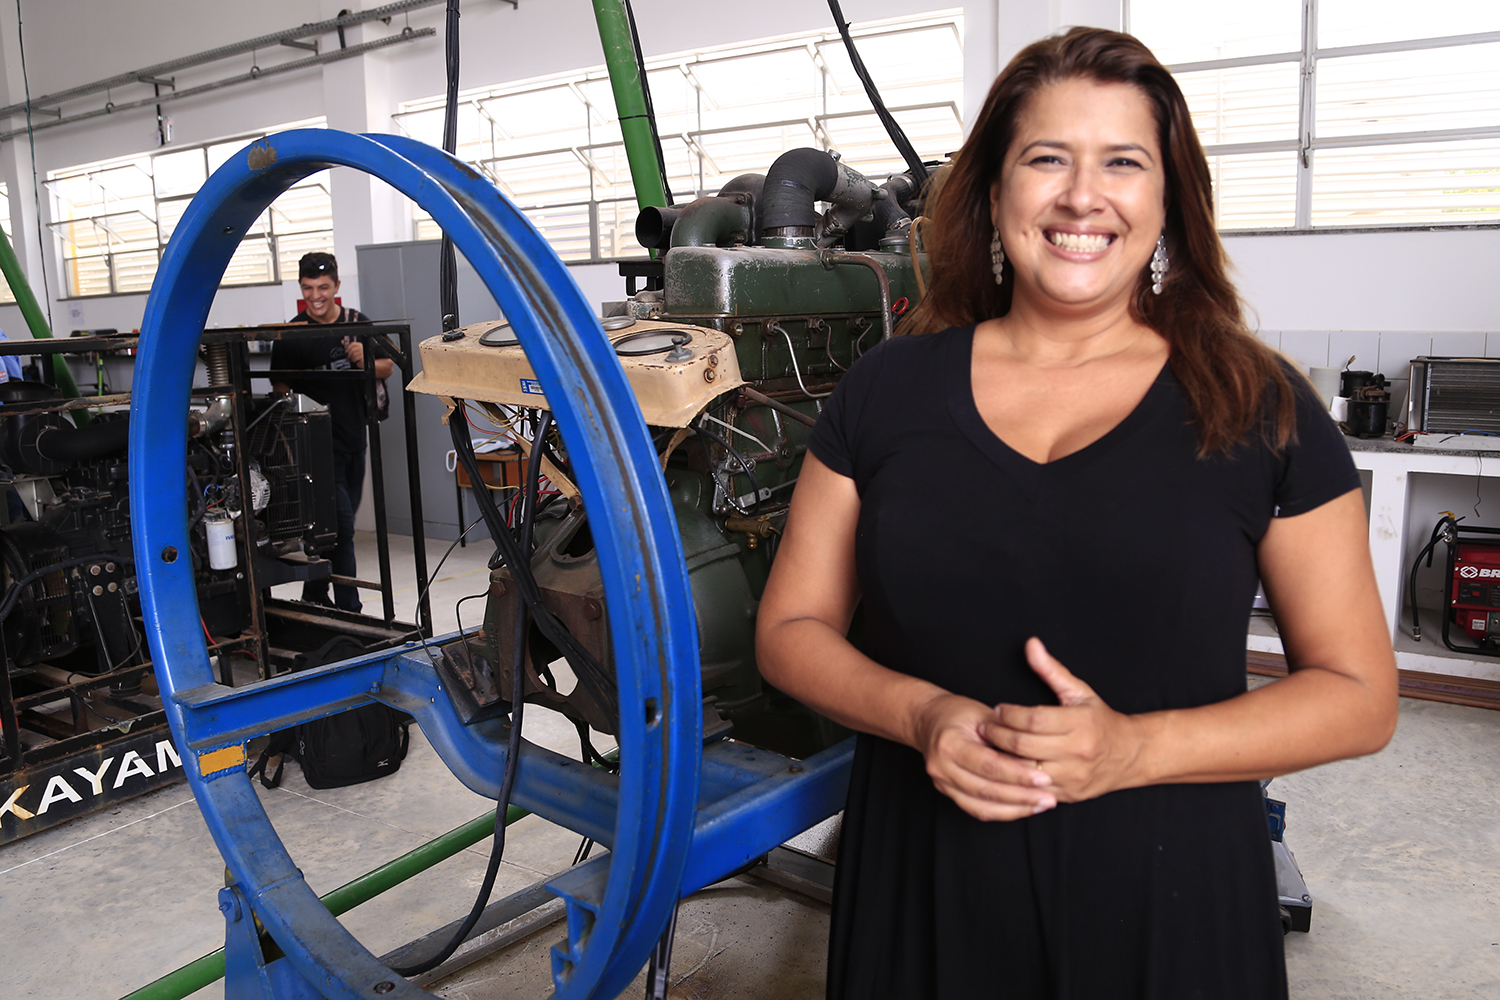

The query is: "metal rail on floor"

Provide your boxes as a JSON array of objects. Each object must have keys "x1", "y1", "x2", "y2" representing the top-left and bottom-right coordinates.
[{"x1": 119, "y1": 806, "x2": 530, "y2": 1000}]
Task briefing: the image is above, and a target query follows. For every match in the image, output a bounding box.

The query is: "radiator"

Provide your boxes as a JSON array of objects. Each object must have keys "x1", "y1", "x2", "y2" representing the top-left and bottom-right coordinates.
[{"x1": 1408, "y1": 357, "x2": 1500, "y2": 434}]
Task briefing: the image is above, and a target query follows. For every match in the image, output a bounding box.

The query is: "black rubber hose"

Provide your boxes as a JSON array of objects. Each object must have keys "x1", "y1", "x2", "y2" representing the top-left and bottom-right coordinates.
[
  {"x1": 34, "y1": 419, "x2": 130, "y2": 463},
  {"x1": 1409, "y1": 514, "x2": 1458, "y2": 640},
  {"x1": 390, "y1": 568, "x2": 527, "y2": 978},
  {"x1": 760, "y1": 148, "x2": 839, "y2": 235},
  {"x1": 873, "y1": 175, "x2": 914, "y2": 231},
  {"x1": 520, "y1": 412, "x2": 552, "y2": 559}
]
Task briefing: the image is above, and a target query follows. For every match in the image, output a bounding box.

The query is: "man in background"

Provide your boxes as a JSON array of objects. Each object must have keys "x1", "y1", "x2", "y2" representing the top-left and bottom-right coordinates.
[{"x1": 271, "y1": 252, "x2": 391, "y2": 612}]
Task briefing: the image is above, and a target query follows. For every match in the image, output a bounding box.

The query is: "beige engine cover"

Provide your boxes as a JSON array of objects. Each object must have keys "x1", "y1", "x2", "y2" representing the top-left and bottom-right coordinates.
[{"x1": 407, "y1": 318, "x2": 744, "y2": 427}]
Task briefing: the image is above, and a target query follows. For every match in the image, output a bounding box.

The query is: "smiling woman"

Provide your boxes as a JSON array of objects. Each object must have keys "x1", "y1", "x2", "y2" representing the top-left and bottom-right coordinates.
[
  {"x1": 993, "y1": 80, "x2": 1165, "y2": 318},
  {"x1": 756, "y1": 26, "x2": 1398, "y2": 1000}
]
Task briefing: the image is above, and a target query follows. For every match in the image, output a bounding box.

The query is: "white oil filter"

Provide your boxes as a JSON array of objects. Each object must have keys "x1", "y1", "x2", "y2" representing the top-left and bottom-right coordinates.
[{"x1": 205, "y1": 513, "x2": 238, "y2": 570}]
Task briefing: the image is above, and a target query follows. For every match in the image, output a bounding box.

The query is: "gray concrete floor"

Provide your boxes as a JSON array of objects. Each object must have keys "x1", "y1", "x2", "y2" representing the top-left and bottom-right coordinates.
[{"x1": 2, "y1": 532, "x2": 1498, "y2": 998}]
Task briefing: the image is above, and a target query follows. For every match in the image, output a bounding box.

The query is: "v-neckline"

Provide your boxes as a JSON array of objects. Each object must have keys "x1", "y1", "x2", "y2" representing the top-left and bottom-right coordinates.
[{"x1": 945, "y1": 325, "x2": 1175, "y2": 474}]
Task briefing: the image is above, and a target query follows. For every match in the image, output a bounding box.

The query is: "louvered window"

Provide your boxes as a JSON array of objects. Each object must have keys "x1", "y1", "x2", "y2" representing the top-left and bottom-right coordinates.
[
  {"x1": 47, "y1": 119, "x2": 334, "y2": 297},
  {"x1": 394, "y1": 11, "x2": 965, "y2": 261},
  {"x1": 1129, "y1": 0, "x2": 1500, "y2": 229}
]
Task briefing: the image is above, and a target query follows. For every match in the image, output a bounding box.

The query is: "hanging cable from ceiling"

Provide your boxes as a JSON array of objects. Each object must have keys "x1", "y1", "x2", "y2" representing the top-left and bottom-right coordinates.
[
  {"x1": 438, "y1": 0, "x2": 462, "y2": 334},
  {"x1": 622, "y1": 0, "x2": 673, "y2": 206},
  {"x1": 825, "y1": 0, "x2": 929, "y2": 186}
]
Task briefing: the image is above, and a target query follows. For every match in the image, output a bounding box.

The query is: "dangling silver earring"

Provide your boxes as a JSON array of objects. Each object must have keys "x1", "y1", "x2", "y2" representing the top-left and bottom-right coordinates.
[
  {"x1": 1150, "y1": 234, "x2": 1168, "y2": 295},
  {"x1": 991, "y1": 230, "x2": 1005, "y2": 285}
]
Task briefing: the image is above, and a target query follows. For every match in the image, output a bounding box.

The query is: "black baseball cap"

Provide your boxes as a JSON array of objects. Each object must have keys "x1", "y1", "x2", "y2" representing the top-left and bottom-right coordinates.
[{"x1": 298, "y1": 252, "x2": 339, "y2": 281}]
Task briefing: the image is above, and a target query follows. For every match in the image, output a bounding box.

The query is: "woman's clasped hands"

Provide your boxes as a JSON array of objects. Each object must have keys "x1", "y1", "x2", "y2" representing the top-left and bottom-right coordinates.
[{"x1": 914, "y1": 637, "x2": 1146, "y2": 822}]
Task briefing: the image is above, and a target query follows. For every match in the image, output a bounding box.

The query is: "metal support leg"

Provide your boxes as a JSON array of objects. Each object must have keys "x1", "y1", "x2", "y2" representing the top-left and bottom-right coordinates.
[{"x1": 219, "y1": 885, "x2": 326, "y2": 1000}]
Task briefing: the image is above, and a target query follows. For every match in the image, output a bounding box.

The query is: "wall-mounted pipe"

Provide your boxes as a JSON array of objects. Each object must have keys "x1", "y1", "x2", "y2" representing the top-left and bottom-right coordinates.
[
  {"x1": 0, "y1": 0, "x2": 447, "y2": 120},
  {"x1": 0, "y1": 30, "x2": 436, "y2": 142},
  {"x1": 760, "y1": 148, "x2": 840, "y2": 238}
]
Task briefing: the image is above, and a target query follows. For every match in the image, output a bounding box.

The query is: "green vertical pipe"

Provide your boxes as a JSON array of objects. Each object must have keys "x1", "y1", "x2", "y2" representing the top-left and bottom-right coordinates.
[
  {"x1": 0, "y1": 221, "x2": 91, "y2": 425},
  {"x1": 592, "y1": 0, "x2": 670, "y2": 214},
  {"x1": 117, "y1": 805, "x2": 530, "y2": 1000}
]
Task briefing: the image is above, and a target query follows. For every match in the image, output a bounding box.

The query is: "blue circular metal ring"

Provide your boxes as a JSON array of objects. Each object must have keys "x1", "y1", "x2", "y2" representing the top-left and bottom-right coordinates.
[{"x1": 129, "y1": 129, "x2": 701, "y2": 999}]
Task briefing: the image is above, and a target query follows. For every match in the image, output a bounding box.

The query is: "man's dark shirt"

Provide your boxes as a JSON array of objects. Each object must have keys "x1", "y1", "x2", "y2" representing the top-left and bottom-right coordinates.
[{"x1": 271, "y1": 307, "x2": 381, "y2": 457}]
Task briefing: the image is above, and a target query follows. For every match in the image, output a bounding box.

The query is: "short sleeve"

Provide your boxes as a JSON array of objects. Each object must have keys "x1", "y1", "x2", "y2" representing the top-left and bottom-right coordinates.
[
  {"x1": 807, "y1": 339, "x2": 892, "y2": 481},
  {"x1": 1272, "y1": 372, "x2": 1361, "y2": 518}
]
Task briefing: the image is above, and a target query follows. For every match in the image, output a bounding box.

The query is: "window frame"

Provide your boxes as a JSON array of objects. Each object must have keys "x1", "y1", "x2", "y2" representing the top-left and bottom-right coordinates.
[
  {"x1": 1129, "y1": 1, "x2": 1500, "y2": 231},
  {"x1": 393, "y1": 12, "x2": 966, "y2": 263},
  {"x1": 46, "y1": 118, "x2": 334, "y2": 298}
]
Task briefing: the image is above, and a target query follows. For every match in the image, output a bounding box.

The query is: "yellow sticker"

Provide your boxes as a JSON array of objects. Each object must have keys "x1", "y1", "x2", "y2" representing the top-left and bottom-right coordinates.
[{"x1": 198, "y1": 745, "x2": 247, "y2": 777}]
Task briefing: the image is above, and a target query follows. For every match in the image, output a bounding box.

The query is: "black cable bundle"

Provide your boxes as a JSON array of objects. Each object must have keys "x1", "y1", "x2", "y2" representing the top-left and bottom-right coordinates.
[
  {"x1": 438, "y1": 0, "x2": 462, "y2": 332},
  {"x1": 389, "y1": 413, "x2": 547, "y2": 978},
  {"x1": 825, "y1": 0, "x2": 929, "y2": 185},
  {"x1": 694, "y1": 423, "x2": 761, "y2": 517},
  {"x1": 446, "y1": 413, "x2": 616, "y2": 716},
  {"x1": 622, "y1": 0, "x2": 673, "y2": 206},
  {"x1": 390, "y1": 410, "x2": 627, "y2": 978},
  {"x1": 1408, "y1": 514, "x2": 1460, "y2": 641}
]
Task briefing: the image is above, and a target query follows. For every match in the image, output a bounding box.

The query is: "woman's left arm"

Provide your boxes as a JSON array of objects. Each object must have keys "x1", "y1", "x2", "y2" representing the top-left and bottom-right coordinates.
[{"x1": 984, "y1": 488, "x2": 1398, "y2": 801}]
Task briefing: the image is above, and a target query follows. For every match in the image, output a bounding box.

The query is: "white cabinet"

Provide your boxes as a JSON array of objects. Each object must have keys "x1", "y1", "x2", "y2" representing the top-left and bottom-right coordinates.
[{"x1": 1248, "y1": 438, "x2": 1500, "y2": 684}]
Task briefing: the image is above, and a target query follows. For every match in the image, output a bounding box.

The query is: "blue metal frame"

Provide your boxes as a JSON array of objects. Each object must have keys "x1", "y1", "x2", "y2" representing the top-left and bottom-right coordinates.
[{"x1": 130, "y1": 129, "x2": 852, "y2": 1000}]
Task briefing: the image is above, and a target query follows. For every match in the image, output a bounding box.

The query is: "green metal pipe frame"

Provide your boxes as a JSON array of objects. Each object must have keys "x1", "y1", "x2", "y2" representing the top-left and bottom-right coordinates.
[
  {"x1": 591, "y1": 0, "x2": 669, "y2": 214},
  {"x1": 0, "y1": 222, "x2": 92, "y2": 424},
  {"x1": 118, "y1": 805, "x2": 529, "y2": 1000}
]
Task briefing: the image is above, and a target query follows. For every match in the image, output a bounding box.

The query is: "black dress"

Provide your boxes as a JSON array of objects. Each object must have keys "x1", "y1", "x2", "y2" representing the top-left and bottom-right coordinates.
[{"x1": 807, "y1": 326, "x2": 1359, "y2": 1000}]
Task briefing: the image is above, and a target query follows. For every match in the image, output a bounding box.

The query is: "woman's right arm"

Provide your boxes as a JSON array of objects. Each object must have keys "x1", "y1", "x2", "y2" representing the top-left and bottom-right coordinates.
[{"x1": 756, "y1": 453, "x2": 1057, "y2": 820}]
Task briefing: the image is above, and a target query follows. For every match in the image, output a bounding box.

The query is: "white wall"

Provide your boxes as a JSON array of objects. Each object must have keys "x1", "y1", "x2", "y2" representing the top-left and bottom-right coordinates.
[
  {"x1": 1227, "y1": 228, "x2": 1500, "y2": 417},
  {"x1": 0, "y1": 0, "x2": 1486, "y2": 380},
  {"x1": 0, "y1": 0, "x2": 1065, "y2": 336}
]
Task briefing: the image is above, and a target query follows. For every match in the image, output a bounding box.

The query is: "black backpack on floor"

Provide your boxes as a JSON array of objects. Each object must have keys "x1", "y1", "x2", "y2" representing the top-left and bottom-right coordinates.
[{"x1": 249, "y1": 636, "x2": 412, "y2": 790}]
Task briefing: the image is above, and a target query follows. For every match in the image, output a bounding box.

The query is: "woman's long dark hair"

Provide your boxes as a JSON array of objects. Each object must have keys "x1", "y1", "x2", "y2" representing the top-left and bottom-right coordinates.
[{"x1": 901, "y1": 27, "x2": 1295, "y2": 456}]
